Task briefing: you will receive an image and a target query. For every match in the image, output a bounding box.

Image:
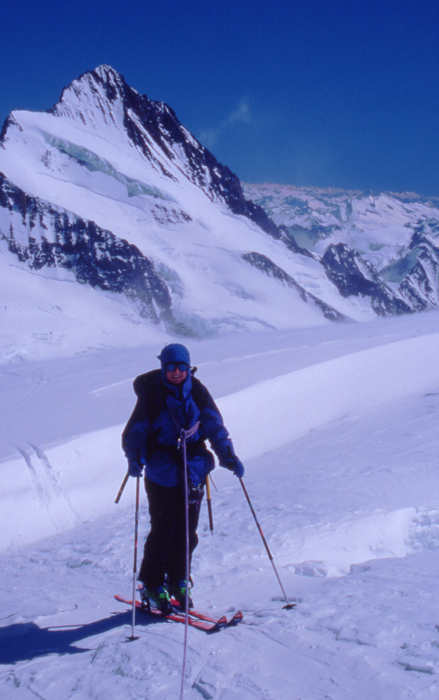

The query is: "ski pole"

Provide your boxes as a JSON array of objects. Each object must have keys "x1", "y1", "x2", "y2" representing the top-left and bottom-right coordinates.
[
  {"x1": 205, "y1": 475, "x2": 214, "y2": 534},
  {"x1": 179, "y1": 427, "x2": 193, "y2": 700},
  {"x1": 239, "y1": 478, "x2": 295, "y2": 610},
  {"x1": 178, "y1": 422, "x2": 200, "y2": 700},
  {"x1": 115, "y1": 472, "x2": 129, "y2": 504},
  {"x1": 127, "y1": 476, "x2": 140, "y2": 641}
]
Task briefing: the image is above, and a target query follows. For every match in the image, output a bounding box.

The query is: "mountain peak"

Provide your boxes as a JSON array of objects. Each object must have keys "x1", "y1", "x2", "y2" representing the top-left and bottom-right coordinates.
[
  {"x1": 93, "y1": 64, "x2": 124, "y2": 81},
  {"x1": 47, "y1": 65, "x2": 129, "y2": 127}
]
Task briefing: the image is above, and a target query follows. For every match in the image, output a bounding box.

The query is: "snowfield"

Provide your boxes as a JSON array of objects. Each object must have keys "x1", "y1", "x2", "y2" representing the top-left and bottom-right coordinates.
[{"x1": 3, "y1": 312, "x2": 439, "y2": 699}]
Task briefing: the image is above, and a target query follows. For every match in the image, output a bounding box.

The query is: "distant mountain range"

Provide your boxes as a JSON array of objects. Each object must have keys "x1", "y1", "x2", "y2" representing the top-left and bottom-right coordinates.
[
  {"x1": 244, "y1": 183, "x2": 439, "y2": 315},
  {"x1": 0, "y1": 65, "x2": 438, "y2": 360}
]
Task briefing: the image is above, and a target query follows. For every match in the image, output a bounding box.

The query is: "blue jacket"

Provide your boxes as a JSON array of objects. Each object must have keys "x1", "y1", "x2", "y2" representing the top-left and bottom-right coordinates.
[{"x1": 122, "y1": 370, "x2": 235, "y2": 488}]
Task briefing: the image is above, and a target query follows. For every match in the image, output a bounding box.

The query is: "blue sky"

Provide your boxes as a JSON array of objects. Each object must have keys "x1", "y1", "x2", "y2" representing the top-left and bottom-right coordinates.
[{"x1": 2, "y1": 0, "x2": 439, "y2": 195}]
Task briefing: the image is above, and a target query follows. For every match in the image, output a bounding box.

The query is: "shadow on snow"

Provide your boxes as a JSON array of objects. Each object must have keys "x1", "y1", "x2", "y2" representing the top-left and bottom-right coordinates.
[{"x1": 0, "y1": 609, "x2": 167, "y2": 664}]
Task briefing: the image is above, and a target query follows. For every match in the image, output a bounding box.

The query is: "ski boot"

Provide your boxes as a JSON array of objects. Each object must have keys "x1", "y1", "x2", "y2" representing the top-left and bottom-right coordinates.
[
  {"x1": 140, "y1": 584, "x2": 172, "y2": 615},
  {"x1": 169, "y1": 580, "x2": 193, "y2": 612}
]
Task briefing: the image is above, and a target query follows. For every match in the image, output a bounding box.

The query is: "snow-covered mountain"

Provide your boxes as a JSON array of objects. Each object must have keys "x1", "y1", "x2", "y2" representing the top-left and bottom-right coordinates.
[
  {"x1": 0, "y1": 65, "x2": 356, "y2": 363},
  {"x1": 2, "y1": 65, "x2": 439, "y2": 363},
  {"x1": 244, "y1": 183, "x2": 439, "y2": 316}
]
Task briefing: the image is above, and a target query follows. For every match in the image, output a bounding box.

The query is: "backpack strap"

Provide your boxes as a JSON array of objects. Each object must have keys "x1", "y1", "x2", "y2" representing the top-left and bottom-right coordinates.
[{"x1": 190, "y1": 376, "x2": 206, "y2": 411}]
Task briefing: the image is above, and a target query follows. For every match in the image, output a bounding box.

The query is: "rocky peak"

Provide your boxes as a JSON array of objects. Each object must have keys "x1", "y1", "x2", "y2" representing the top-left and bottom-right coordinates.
[
  {"x1": 42, "y1": 66, "x2": 280, "y2": 235},
  {"x1": 322, "y1": 243, "x2": 412, "y2": 316},
  {"x1": 47, "y1": 65, "x2": 128, "y2": 127}
]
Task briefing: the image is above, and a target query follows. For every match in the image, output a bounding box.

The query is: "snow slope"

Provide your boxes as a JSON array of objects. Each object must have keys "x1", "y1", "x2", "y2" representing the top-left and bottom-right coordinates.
[{"x1": 3, "y1": 312, "x2": 439, "y2": 698}]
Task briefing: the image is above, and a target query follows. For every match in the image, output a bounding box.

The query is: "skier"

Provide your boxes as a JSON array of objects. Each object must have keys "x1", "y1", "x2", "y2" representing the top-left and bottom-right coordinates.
[{"x1": 122, "y1": 343, "x2": 245, "y2": 614}]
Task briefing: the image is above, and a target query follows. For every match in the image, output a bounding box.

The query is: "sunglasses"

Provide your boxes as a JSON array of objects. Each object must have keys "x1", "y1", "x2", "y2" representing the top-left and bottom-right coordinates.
[{"x1": 165, "y1": 362, "x2": 189, "y2": 372}]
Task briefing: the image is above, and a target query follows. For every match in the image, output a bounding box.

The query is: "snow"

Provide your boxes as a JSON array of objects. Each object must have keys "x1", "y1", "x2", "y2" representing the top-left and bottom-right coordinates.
[
  {"x1": 3, "y1": 311, "x2": 439, "y2": 698},
  {"x1": 1, "y1": 77, "x2": 388, "y2": 349},
  {"x1": 244, "y1": 182, "x2": 439, "y2": 270},
  {"x1": 0, "y1": 258, "x2": 166, "y2": 363}
]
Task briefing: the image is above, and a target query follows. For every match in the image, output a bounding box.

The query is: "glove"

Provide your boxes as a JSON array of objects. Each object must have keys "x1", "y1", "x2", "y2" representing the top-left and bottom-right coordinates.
[
  {"x1": 218, "y1": 444, "x2": 245, "y2": 478},
  {"x1": 127, "y1": 457, "x2": 144, "y2": 478},
  {"x1": 224, "y1": 454, "x2": 245, "y2": 479}
]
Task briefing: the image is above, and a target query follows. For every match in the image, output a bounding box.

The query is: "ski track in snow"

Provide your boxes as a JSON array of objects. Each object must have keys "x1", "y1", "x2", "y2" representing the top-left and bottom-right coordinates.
[{"x1": 3, "y1": 315, "x2": 439, "y2": 698}]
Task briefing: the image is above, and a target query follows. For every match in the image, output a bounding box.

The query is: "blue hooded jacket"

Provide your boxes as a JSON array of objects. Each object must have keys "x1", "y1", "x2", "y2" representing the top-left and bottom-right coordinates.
[{"x1": 122, "y1": 357, "x2": 236, "y2": 488}]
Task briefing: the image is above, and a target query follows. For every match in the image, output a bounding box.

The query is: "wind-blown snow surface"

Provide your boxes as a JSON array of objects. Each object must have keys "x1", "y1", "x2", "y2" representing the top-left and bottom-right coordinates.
[{"x1": 3, "y1": 313, "x2": 439, "y2": 698}]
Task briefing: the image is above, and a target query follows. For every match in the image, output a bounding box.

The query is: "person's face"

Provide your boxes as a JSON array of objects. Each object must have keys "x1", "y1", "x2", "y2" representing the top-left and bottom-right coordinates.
[{"x1": 165, "y1": 362, "x2": 188, "y2": 384}]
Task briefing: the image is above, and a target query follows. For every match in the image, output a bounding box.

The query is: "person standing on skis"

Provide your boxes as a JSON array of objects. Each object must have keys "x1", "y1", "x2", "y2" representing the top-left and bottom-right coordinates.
[{"x1": 122, "y1": 343, "x2": 245, "y2": 614}]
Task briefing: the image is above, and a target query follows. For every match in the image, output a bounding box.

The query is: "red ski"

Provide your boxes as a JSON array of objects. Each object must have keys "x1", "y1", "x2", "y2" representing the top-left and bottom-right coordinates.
[
  {"x1": 170, "y1": 598, "x2": 243, "y2": 627},
  {"x1": 115, "y1": 594, "x2": 234, "y2": 633}
]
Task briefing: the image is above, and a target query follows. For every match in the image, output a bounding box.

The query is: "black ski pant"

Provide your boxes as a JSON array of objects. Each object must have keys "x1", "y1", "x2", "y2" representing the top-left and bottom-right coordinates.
[{"x1": 138, "y1": 478, "x2": 203, "y2": 589}]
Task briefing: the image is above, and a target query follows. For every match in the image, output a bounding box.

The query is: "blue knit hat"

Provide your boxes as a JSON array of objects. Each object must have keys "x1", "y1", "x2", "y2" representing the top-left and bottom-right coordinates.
[{"x1": 158, "y1": 343, "x2": 191, "y2": 369}]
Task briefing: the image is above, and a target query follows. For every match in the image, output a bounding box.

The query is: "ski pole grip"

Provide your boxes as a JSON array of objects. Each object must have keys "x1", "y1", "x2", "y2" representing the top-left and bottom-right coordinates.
[{"x1": 115, "y1": 472, "x2": 129, "y2": 504}]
